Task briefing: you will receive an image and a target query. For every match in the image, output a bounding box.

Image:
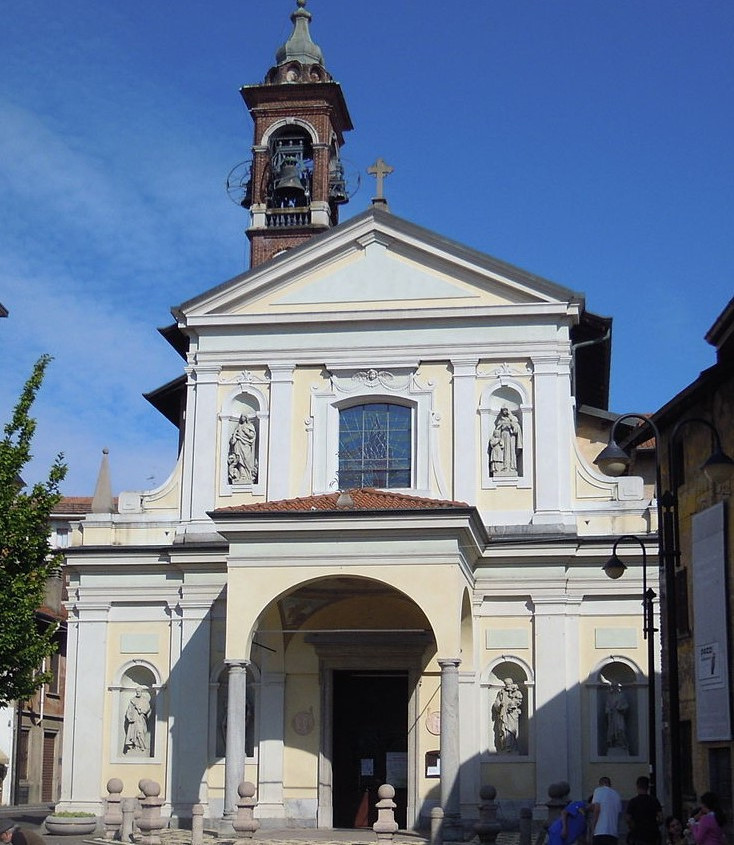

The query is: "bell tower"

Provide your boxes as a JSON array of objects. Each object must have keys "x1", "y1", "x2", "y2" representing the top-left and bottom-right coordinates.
[{"x1": 240, "y1": 0, "x2": 354, "y2": 268}]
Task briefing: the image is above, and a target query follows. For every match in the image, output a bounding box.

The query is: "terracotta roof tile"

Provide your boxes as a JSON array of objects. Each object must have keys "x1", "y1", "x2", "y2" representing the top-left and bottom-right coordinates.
[
  {"x1": 52, "y1": 496, "x2": 119, "y2": 516},
  {"x1": 215, "y1": 488, "x2": 469, "y2": 514}
]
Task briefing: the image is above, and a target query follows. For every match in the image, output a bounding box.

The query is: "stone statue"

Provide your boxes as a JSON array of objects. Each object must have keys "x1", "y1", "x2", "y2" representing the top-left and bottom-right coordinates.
[
  {"x1": 605, "y1": 683, "x2": 629, "y2": 753},
  {"x1": 123, "y1": 687, "x2": 151, "y2": 754},
  {"x1": 489, "y1": 407, "x2": 522, "y2": 477},
  {"x1": 492, "y1": 678, "x2": 523, "y2": 753},
  {"x1": 228, "y1": 414, "x2": 257, "y2": 484}
]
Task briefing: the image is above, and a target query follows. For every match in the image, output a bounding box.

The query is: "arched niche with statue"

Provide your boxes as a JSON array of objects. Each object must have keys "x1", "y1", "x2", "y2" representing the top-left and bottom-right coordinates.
[
  {"x1": 479, "y1": 379, "x2": 533, "y2": 489},
  {"x1": 110, "y1": 662, "x2": 162, "y2": 762},
  {"x1": 219, "y1": 377, "x2": 269, "y2": 497},
  {"x1": 588, "y1": 658, "x2": 645, "y2": 761},
  {"x1": 481, "y1": 657, "x2": 534, "y2": 759}
]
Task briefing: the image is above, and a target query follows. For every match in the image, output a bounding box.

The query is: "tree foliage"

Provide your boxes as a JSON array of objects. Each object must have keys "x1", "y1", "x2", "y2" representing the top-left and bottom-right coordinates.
[{"x1": 0, "y1": 355, "x2": 67, "y2": 707}]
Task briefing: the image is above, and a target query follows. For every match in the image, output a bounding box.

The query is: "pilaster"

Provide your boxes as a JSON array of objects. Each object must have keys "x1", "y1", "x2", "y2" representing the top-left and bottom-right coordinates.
[
  {"x1": 267, "y1": 364, "x2": 295, "y2": 500},
  {"x1": 59, "y1": 602, "x2": 110, "y2": 807},
  {"x1": 183, "y1": 364, "x2": 222, "y2": 522},
  {"x1": 530, "y1": 355, "x2": 574, "y2": 526},
  {"x1": 166, "y1": 596, "x2": 212, "y2": 813},
  {"x1": 256, "y1": 672, "x2": 286, "y2": 818},
  {"x1": 532, "y1": 598, "x2": 568, "y2": 803},
  {"x1": 452, "y1": 359, "x2": 478, "y2": 504}
]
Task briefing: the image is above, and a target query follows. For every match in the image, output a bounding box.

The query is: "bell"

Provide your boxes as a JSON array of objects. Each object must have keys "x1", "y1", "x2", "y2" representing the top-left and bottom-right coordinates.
[
  {"x1": 273, "y1": 163, "x2": 306, "y2": 204},
  {"x1": 328, "y1": 160, "x2": 347, "y2": 204}
]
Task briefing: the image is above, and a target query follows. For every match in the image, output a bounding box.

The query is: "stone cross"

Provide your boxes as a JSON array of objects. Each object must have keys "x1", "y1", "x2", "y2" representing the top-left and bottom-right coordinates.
[{"x1": 367, "y1": 158, "x2": 394, "y2": 206}]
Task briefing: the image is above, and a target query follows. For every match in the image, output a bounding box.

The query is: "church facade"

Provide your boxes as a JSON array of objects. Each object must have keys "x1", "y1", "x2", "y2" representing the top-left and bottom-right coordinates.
[{"x1": 58, "y1": 2, "x2": 660, "y2": 831}]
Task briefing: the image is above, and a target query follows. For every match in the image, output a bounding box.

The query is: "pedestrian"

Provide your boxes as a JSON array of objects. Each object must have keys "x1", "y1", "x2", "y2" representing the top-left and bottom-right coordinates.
[
  {"x1": 0, "y1": 820, "x2": 46, "y2": 845},
  {"x1": 626, "y1": 776, "x2": 662, "y2": 845},
  {"x1": 688, "y1": 792, "x2": 726, "y2": 845},
  {"x1": 664, "y1": 816, "x2": 688, "y2": 845},
  {"x1": 591, "y1": 776, "x2": 623, "y2": 845},
  {"x1": 548, "y1": 799, "x2": 588, "y2": 845}
]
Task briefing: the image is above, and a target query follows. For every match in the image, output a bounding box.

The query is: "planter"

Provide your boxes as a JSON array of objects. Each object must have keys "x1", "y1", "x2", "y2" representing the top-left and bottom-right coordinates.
[{"x1": 44, "y1": 816, "x2": 98, "y2": 836}]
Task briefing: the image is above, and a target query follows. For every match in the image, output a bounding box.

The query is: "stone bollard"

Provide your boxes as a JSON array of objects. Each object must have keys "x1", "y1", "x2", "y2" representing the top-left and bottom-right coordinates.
[
  {"x1": 137, "y1": 779, "x2": 166, "y2": 845},
  {"x1": 546, "y1": 782, "x2": 570, "y2": 827},
  {"x1": 430, "y1": 806, "x2": 444, "y2": 845},
  {"x1": 373, "y1": 784, "x2": 399, "y2": 843},
  {"x1": 232, "y1": 781, "x2": 260, "y2": 841},
  {"x1": 475, "y1": 785, "x2": 502, "y2": 845},
  {"x1": 134, "y1": 781, "x2": 151, "y2": 836},
  {"x1": 104, "y1": 778, "x2": 124, "y2": 840},
  {"x1": 519, "y1": 807, "x2": 532, "y2": 845},
  {"x1": 191, "y1": 804, "x2": 204, "y2": 845},
  {"x1": 120, "y1": 797, "x2": 136, "y2": 843}
]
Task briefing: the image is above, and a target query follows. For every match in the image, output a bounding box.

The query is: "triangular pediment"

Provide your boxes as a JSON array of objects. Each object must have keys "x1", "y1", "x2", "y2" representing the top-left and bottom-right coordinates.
[{"x1": 175, "y1": 209, "x2": 584, "y2": 325}]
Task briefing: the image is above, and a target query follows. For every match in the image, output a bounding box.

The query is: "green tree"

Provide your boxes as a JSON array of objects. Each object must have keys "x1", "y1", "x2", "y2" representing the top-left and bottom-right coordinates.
[{"x1": 0, "y1": 355, "x2": 67, "y2": 707}]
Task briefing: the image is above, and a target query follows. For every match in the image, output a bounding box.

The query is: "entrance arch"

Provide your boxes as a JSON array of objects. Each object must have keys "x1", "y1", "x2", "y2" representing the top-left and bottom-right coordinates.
[{"x1": 239, "y1": 575, "x2": 438, "y2": 829}]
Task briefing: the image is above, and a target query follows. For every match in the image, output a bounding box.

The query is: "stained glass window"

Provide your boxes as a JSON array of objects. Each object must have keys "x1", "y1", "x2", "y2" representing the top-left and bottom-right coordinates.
[{"x1": 338, "y1": 403, "x2": 412, "y2": 489}]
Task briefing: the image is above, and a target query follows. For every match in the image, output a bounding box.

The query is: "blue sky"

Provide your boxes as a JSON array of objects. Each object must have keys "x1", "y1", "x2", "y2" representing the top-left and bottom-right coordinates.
[{"x1": 1, "y1": 0, "x2": 733, "y2": 495}]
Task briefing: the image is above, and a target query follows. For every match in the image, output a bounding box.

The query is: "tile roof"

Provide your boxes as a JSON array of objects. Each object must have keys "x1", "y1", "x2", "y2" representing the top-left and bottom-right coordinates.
[
  {"x1": 52, "y1": 496, "x2": 119, "y2": 516},
  {"x1": 215, "y1": 488, "x2": 470, "y2": 514}
]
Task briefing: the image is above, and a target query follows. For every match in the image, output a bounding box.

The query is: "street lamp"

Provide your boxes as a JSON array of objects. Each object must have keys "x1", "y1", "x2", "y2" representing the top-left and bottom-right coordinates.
[
  {"x1": 594, "y1": 414, "x2": 734, "y2": 817},
  {"x1": 602, "y1": 535, "x2": 657, "y2": 797}
]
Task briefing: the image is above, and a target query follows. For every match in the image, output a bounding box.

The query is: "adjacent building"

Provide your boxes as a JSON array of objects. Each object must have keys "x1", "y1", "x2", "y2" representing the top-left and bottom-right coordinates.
[{"x1": 653, "y1": 296, "x2": 734, "y2": 818}]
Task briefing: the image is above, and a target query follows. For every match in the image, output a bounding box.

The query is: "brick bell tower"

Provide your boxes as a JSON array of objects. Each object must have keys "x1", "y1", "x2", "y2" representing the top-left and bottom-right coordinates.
[{"x1": 239, "y1": 0, "x2": 354, "y2": 268}]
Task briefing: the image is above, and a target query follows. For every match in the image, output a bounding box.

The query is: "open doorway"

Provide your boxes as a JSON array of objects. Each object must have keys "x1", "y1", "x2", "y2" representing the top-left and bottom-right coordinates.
[{"x1": 332, "y1": 670, "x2": 408, "y2": 829}]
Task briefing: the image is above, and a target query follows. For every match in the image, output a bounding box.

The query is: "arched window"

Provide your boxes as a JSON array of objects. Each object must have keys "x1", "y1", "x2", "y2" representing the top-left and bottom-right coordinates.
[{"x1": 338, "y1": 403, "x2": 412, "y2": 488}]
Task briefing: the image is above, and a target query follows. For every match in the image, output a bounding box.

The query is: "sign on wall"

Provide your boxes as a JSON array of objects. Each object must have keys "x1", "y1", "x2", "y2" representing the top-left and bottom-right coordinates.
[{"x1": 692, "y1": 501, "x2": 732, "y2": 741}]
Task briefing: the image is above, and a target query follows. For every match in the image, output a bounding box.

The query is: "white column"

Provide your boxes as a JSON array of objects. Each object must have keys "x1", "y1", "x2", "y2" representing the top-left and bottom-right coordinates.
[
  {"x1": 166, "y1": 596, "x2": 212, "y2": 814},
  {"x1": 224, "y1": 660, "x2": 249, "y2": 819},
  {"x1": 531, "y1": 355, "x2": 573, "y2": 526},
  {"x1": 439, "y1": 657, "x2": 462, "y2": 838},
  {"x1": 256, "y1": 672, "x2": 285, "y2": 819},
  {"x1": 533, "y1": 598, "x2": 568, "y2": 804},
  {"x1": 267, "y1": 364, "x2": 295, "y2": 500},
  {"x1": 59, "y1": 602, "x2": 109, "y2": 809},
  {"x1": 451, "y1": 359, "x2": 478, "y2": 504}
]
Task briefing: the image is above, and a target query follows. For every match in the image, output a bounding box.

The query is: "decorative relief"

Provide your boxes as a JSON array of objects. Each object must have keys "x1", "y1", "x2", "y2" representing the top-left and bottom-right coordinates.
[
  {"x1": 477, "y1": 362, "x2": 532, "y2": 380},
  {"x1": 219, "y1": 370, "x2": 270, "y2": 387},
  {"x1": 425, "y1": 711, "x2": 441, "y2": 736},
  {"x1": 332, "y1": 369, "x2": 412, "y2": 393},
  {"x1": 292, "y1": 707, "x2": 315, "y2": 736}
]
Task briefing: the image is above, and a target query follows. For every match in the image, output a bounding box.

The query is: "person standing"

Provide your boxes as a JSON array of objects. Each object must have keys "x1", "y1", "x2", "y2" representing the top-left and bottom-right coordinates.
[
  {"x1": 591, "y1": 776, "x2": 623, "y2": 845},
  {"x1": 626, "y1": 776, "x2": 662, "y2": 845},
  {"x1": 688, "y1": 792, "x2": 727, "y2": 845}
]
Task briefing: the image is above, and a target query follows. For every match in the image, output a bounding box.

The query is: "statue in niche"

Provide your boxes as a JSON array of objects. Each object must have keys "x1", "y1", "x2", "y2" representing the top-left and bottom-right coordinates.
[
  {"x1": 228, "y1": 414, "x2": 258, "y2": 484},
  {"x1": 492, "y1": 678, "x2": 523, "y2": 753},
  {"x1": 605, "y1": 682, "x2": 629, "y2": 753},
  {"x1": 123, "y1": 687, "x2": 151, "y2": 755},
  {"x1": 489, "y1": 407, "x2": 522, "y2": 477}
]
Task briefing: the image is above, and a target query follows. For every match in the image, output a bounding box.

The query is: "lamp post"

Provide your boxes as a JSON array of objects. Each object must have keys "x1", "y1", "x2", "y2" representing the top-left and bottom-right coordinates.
[
  {"x1": 602, "y1": 534, "x2": 657, "y2": 797},
  {"x1": 595, "y1": 414, "x2": 734, "y2": 817}
]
